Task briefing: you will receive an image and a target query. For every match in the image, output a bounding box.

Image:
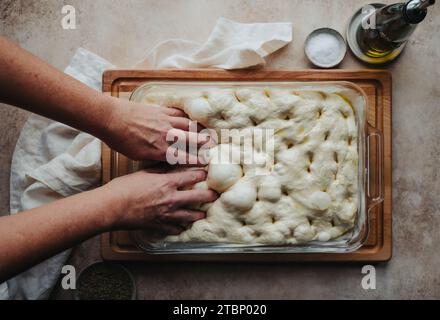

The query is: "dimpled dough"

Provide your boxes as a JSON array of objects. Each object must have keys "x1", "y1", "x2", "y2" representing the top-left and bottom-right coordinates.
[{"x1": 142, "y1": 86, "x2": 358, "y2": 244}]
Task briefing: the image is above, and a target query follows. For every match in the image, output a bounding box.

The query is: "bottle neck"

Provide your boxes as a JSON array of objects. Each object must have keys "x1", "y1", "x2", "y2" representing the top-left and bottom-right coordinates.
[{"x1": 403, "y1": 0, "x2": 435, "y2": 24}]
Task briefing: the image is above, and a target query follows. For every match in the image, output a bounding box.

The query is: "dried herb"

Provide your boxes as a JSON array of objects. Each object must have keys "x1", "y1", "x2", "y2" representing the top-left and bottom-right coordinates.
[{"x1": 76, "y1": 263, "x2": 134, "y2": 300}]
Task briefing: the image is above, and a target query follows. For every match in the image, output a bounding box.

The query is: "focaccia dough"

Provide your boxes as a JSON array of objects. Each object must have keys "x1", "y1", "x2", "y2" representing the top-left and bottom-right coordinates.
[{"x1": 141, "y1": 86, "x2": 358, "y2": 244}]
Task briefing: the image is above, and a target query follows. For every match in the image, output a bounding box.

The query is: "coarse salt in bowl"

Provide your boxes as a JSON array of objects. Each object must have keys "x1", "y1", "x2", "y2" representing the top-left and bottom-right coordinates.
[{"x1": 305, "y1": 28, "x2": 347, "y2": 68}]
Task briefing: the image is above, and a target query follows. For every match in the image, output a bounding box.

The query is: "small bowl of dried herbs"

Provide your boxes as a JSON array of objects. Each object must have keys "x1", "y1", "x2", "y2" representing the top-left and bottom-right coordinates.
[{"x1": 74, "y1": 262, "x2": 136, "y2": 300}]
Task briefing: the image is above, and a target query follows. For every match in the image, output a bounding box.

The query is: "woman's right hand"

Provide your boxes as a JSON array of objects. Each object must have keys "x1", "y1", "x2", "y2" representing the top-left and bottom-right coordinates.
[{"x1": 102, "y1": 169, "x2": 218, "y2": 235}]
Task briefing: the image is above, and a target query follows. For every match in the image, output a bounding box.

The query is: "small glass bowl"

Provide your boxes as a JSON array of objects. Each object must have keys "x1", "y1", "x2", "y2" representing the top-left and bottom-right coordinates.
[{"x1": 305, "y1": 28, "x2": 347, "y2": 68}]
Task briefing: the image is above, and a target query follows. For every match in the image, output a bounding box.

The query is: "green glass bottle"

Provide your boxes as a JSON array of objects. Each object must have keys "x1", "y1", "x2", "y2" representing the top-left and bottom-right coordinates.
[{"x1": 354, "y1": 0, "x2": 435, "y2": 62}]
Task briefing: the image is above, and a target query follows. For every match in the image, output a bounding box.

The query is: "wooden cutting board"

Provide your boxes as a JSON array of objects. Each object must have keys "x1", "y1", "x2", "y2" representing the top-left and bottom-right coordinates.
[{"x1": 101, "y1": 69, "x2": 392, "y2": 262}]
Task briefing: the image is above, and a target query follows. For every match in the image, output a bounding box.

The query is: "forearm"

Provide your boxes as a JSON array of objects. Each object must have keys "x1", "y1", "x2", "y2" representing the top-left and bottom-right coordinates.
[
  {"x1": 0, "y1": 186, "x2": 119, "y2": 282},
  {"x1": 0, "y1": 36, "x2": 114, "y2": 140}
]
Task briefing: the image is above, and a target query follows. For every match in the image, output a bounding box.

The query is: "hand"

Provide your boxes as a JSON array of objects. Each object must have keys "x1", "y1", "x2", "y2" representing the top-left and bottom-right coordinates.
[
  {"x1": 103, "y1": 98, "x2": 209, "y2": 162},
  {"x1": 103, "y1": 169, "x2": 218, "y2": 235}
]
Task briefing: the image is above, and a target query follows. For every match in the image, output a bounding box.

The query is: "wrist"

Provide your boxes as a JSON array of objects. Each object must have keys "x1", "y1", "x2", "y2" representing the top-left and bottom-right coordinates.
[
  {"x1": 96, "y1": 181, "x2": 130, "y2": 230},
  {"x1": 97, "y1": 96, "x2": 133, "y2": 154},
  {"x1": 94, "y1": 95, "x2": 122, "y2": 143}
]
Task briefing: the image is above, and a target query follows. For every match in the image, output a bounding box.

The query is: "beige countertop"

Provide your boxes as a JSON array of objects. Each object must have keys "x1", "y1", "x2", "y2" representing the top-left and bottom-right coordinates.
[{"x1": 1, "y1": 0, "x2": 439, "y2": 299}]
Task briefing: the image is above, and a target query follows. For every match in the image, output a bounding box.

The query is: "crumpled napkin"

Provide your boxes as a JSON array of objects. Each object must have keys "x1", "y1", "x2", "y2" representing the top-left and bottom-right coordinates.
[
  {"x1": 1, "y1": 17, "x2": 292, "y2": 300},
  {"x1": 137, "y1": 17, "x2": 292, "y2": 69}
]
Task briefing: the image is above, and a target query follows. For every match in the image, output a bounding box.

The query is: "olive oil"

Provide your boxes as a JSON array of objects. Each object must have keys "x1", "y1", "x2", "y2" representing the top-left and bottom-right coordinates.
[{"x1": 355, "y1": 0, "x2": 435, "y2": 62}]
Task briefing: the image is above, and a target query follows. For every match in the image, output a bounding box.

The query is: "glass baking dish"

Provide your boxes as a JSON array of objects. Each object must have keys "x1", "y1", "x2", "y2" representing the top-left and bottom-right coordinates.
[{"x1": 127, "y1": 80, "x2": 383, "y2": 254}]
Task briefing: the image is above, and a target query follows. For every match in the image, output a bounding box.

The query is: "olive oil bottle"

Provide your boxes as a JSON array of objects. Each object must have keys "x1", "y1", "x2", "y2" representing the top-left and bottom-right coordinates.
[{"x1": 351, "y1": 0, "x2": 435, "y2": 63}]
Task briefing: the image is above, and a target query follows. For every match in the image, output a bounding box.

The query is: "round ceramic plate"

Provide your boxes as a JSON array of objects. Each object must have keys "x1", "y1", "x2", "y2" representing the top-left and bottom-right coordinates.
[{"x1": 346, "y1": 3, "x2": 405, "y2": 64}]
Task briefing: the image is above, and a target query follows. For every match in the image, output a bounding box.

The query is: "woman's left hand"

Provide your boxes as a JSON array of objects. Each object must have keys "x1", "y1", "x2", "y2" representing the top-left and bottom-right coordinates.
[{"x1": 102, "y1": 98, "x2": 209, "y2": 163}]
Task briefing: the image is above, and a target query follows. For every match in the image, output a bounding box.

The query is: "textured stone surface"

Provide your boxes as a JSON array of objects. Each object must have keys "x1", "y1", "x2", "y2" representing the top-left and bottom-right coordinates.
[
  {"x1": 1, "y1": 0, "x2": 439, "y2": 299},
  {"x1": 0, "y1": 104, "x2": 28, "y2": 216}
]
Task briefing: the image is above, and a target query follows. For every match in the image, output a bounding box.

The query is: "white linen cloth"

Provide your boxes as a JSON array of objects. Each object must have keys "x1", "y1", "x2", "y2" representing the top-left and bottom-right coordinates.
[
  {"x1": 1, "y1": 17, "x2": 292, "y2": 300},
  {"x1": 137, "y1": 17, "x2": 292, "y2": 69}
]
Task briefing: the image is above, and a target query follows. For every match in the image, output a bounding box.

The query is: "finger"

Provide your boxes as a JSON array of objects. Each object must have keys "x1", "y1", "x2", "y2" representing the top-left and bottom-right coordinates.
[
  {"x1": 163, "y1": 107, "x2": 187, "y2": 117},
  {"x1": 165, "y1": 109, "x2": 207, "y2": 132},
  {"x1": 168, "y1": 128, "x2": 211, "y2": 146},
  {"x1": 163, "y1": 210, "x2": 206, "y2": 224},
  {"x1": 167, "y1": 170, "x2": 207, "y2": 188},
  {"x1": 169, "y1": 117, "x2": 192, "y2": 130},
  {"x1": 169, "y1": 117, "x2": 206, "y2": 133},
  {"x1": 173, "y1": 189, "x2": 218, "y2": 206},
  {"x1": 166, "y1": 146, "x2": 208, "y2": 166},
  {"x1": 144, "y1": 162, "x2": 207, "y2": 173}
]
